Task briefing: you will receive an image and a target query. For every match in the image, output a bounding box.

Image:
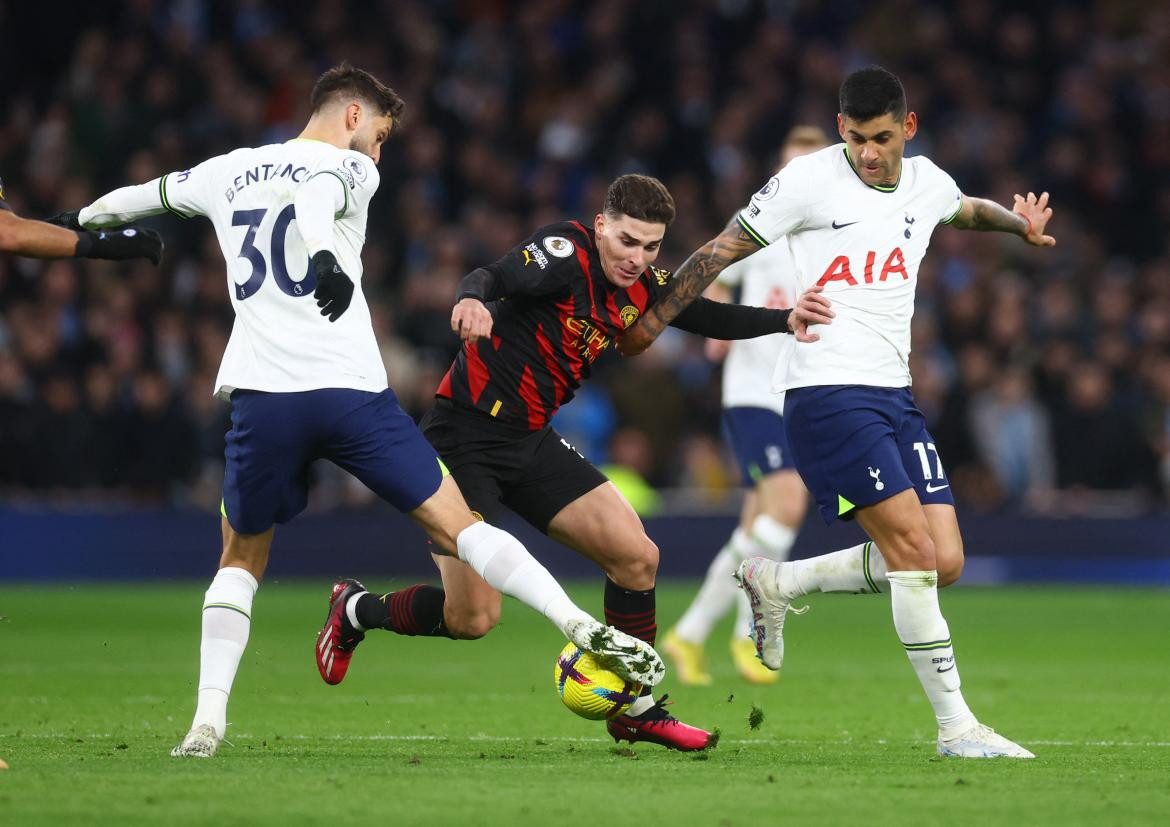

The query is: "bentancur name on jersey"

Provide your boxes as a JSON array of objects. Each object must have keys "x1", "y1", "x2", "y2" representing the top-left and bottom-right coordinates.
[{"x1": 219, "y1": 162, "x2": 312, "y2": 203}]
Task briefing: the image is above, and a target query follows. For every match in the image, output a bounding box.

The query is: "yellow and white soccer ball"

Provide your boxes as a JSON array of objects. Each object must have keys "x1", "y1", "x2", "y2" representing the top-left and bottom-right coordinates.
[{"x1": 554, "y1": 642, "x2": 642, "y2": 721}]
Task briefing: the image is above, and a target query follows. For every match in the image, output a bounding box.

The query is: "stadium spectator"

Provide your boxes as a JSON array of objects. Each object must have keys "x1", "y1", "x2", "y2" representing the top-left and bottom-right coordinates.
[{"x1": 1, "y1": 0, "x2": 1167, "y2": 514}]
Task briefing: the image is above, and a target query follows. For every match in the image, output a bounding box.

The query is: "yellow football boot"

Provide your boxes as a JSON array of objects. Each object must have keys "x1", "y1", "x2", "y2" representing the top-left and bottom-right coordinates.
[
  {"x1": 730, "y1": 637, "x2": 779, "y2": 684},
  {"x1": 662, "y1": 628, "x2": 713, "y2": 686}
]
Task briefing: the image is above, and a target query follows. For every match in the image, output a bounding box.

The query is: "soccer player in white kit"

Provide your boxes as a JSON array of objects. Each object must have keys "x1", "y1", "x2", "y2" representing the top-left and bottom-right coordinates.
[
  {"x1": 665, "y1": 126, "x2": 828, "y2": 686},
  {"x1": 69, "y1": 64, "x2": 664, "y2": 758},
  {"x1": 622, "y1": 67, "x2": 1054, "y2": 758}
]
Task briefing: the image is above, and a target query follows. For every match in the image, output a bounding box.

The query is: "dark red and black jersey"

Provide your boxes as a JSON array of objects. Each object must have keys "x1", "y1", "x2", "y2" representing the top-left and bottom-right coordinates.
[{"x1": 437, "y1": 220, "x2": 674, "y2": 430}]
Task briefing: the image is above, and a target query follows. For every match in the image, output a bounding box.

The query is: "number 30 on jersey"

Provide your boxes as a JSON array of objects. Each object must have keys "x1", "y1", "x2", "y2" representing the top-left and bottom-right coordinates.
[{"x1": 231, "y1": 206, "x2": 316, "y2": 300}]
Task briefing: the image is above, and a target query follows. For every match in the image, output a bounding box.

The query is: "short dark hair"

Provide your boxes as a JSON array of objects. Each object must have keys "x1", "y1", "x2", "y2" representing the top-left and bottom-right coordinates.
[
  {"x1": 311, "y1": 63, "x2": 405, "y2": 125},
  {"x1": 603, "y1": 174, "x2": 675, "y2": 226},
  {"x1": 839, "y1": 66, "x2": 907, "y2": 122}
]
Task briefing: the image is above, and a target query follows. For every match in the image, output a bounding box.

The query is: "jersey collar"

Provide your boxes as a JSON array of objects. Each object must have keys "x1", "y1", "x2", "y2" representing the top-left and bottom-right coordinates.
[{"x1": 843, "y1": 147, "x2": 901, "y2": 193}]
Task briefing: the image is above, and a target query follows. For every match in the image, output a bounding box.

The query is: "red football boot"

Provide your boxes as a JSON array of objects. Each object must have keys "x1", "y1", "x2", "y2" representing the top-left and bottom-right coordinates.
[
  {"x1": 315, "y1": 578, "x2": 367, "y2": 685},
  {"x1": 606, "y1": 694, "x2": 712, "y2": 751}
]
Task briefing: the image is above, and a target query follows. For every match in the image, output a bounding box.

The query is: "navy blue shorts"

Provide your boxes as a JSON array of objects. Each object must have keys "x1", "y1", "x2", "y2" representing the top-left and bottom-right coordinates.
[
  {"x1": 222, "y1": 388, "x2": 444, "y2": 535},
  {"x1": 721, "y1": 406, "x2": 795, "y2": 485},
  {"x1": 783, "y1": 385, "x2": 954, "y2": 524}
]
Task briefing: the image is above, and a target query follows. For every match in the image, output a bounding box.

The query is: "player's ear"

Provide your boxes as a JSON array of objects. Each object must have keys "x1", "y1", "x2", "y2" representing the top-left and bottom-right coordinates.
[
  {"x1": 903, "y1": 111, "x2": 918, "y2": 141},
  {"x1": 836, "y1": 114, "x2": 846, "y2": 140},
  {"x1": 346, "y1": 102, "x2": 361, "y2": 131},
  {"x1": 594, "y1": 212, "x2": 606, "y2": 235}
]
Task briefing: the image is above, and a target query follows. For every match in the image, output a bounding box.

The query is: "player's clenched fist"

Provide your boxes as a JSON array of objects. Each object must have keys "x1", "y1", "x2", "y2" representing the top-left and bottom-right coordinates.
[{"x1": 451, "y1": 297, "x2": 494, "y2": 344}]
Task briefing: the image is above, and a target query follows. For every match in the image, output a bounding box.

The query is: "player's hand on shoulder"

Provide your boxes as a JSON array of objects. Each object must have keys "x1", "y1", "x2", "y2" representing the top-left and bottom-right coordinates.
[
  {"x1": 311, "y1": 251, "x2": 354, "y2": 322},
  {"x1": 789, "y1": 284, "x2": 834, "y2": 343},
  {"x1": 1013, "y1": 191, "x2": 1055, "y2": 247},
  {"x1": 81, "y1": 226, "x2": 165, "y2": 266},
  {"x1": 451, "y1": 297, "x2": 493, "y2": 344}
]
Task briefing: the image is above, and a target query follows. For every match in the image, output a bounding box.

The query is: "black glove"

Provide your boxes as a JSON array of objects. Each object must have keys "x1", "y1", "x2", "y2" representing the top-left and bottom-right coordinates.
[
  {"x1": 47, "y1": 210, "x2": 83, "y2": 230},
  {"x1": 75, "y1": 227, "x2": 164, "y2": 266},
  {"x1": 311, "y1": 250, "x2": 354, "y2": 322}
]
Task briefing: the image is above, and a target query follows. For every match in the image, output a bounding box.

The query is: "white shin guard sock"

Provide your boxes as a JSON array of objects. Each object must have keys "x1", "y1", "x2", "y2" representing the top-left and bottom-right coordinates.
[
  {"x1": 674, "y1": 547, "x2": 740, "y2": 643},
  {"x1": 192, "y1": 566, "x2": 258, "y2": 739},
  {"x1": 887, "y1": 570, "x2": 975, "y2": 736},
  {"x1": 788, "y1": 541, "x2": 889, "y2": 596},
  {"x1": 456, "y1": 521, "x2": 590, "y2": 633},
  {"x1": 748, "y1": 514, "x2": 797, "y2": 562}
]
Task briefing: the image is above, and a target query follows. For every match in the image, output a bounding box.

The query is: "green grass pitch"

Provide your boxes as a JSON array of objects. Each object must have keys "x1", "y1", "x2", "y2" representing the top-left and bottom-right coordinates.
[{"x1": 2, "y1": 581, "x2": 1168, "y2": 825}]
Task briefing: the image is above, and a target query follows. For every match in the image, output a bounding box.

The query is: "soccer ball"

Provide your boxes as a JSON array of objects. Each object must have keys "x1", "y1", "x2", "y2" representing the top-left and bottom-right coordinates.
[{"x1": 553, "y1": 642, "x2": 642, "y2": 721}]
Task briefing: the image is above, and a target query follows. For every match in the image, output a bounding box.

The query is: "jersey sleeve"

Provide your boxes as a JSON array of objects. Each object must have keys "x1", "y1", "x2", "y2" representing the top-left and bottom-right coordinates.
[
  {"x1": 482, "y1": 223, "x2": 581, "y2": 298},
  {"x1": 735, "y1": 159, "x2": 811, "y2": 246},
  {"x1": 643, "y1": 264, "x2": 675, "y2": 304},
  {"x1": 308, "y1": 151, "x2": 380, "y2": 220},
  {"x1": 932, "y1": 162, "x2": 964, "y2": 225},
  {"x1": 158, "y1": 156, "x2": 223, "y2": 219}
]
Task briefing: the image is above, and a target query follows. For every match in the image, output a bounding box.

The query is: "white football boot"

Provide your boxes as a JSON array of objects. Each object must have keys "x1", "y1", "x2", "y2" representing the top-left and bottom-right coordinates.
[
  {"x1": 170, "y1": 724, "x2": 221, "y2": 758},
  {"x1": 564, "y1": 619, "x2": 666, "y2": 687},
  {"x1": 734, "y1": 557, "x2": 808, "y2": 670},
  {"x1": 937, "y1": 723, "x2": 1035, "y2": 758}
]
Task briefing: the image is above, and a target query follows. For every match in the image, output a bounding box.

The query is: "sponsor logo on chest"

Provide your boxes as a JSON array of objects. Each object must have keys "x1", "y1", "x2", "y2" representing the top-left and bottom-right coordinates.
[{"x1": 564, "y1": 316, "x2": 612, "y2": 363}]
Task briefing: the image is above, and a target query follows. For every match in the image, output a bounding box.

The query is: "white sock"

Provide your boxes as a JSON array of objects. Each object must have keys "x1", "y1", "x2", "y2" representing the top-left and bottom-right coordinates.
[
  {"x1": 785, "y1": 541, "x2": 888, "y2": 597},
  {"x1": 674, "y1": 527, "x2": 761, "y2": 643},
  {"x1": 456, "y1": 521, "x2": 591, "y2": 634},
  {"x1": 626, "y1": 693, "x2": 656, "y2": 717},
  {"x1": 674, "y1": 548, "x2": 740, "y2": 643},
  {"x1": 191, "y1": 566, "x2": 258, "y2": 739},
  {"x1": 887, "y1": 570, "x2": 976, "y2": 737},
  {"x1": 345, "y1": 593, "x2": 367, "y2": 632},
  {"x1": 748, "y1": 514, "x2": 797, "y2": 562}
]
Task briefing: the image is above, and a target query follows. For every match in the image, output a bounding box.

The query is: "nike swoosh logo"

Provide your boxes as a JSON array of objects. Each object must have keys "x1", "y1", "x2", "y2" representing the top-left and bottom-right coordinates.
[
  {"x1": 925, "y1": 483, "x2": 950, "y2": 493},
  {"x1": 936, "y1": 663, "x2": 955, "y2": 673},
  {"x1": 831, "y1": 220, "x2": 859, "y2": 229}
]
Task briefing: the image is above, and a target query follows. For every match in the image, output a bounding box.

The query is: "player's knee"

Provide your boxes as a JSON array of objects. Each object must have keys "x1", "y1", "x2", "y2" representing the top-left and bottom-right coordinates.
[
  {"x1": 611, "y1": 537, "x2": 659, "y2": 590},
  {"x1": 885, "y1": 526, "x2": 935, "y2": 571},
  {"x1": 447, "y1": 606, "x2": 500, "y2": 640},
  {"x1": 936, "y1": 544, "x2": 965, "y2": 587}
]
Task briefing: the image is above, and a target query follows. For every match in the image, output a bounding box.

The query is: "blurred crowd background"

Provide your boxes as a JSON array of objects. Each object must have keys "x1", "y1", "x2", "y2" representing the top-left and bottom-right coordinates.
[{"x1": 1, "y1": 0, "x2": 1168, "y2": 516}]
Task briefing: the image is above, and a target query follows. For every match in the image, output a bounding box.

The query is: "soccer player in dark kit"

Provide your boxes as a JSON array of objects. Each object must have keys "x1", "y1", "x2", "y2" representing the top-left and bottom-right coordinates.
[{"x1": 315, "y1": 174, "x2": 833, "y2": 750}]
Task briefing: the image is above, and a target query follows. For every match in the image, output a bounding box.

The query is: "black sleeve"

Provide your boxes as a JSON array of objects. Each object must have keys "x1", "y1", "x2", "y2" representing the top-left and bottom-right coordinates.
[
  {"x1": 668, "y1": 297, "x2": 792, "y2": 339},
  {"x1": 457, "y1": 223, "x2": 581, "y2": 302},
  {"x1": 455, "y1": 267, "x2": 499, "y2": 302}
]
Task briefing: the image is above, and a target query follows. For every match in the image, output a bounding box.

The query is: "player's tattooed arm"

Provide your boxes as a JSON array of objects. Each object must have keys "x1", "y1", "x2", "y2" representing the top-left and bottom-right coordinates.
[
  {"x1": 949, "y1": 191, "x2": 1055, "y2": 247},
  {"x1": 618, "y1": 217, "x2": 762, "y2": 356}
]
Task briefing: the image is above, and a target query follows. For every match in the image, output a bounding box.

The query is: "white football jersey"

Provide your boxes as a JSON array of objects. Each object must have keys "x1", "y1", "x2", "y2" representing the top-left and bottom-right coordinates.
[
  {"x1": 716, "y1": 240, "x2": 797, "y2": 414},
  {"x1": 160, "y1": 139, "x2": 386, "y2": 399},
  {"x1": 736, "y1": 143, "x2": 962, "y2": 391}
]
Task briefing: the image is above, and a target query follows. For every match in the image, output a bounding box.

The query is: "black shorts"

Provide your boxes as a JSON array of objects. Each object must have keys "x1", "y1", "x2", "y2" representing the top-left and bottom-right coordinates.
[{"x1": 421, "y1": 398, "x2": 607, "y2": 532}]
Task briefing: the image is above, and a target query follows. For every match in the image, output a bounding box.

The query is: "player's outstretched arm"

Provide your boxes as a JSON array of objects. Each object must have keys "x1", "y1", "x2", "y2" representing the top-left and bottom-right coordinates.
[
  {"x1": 1, "y1": 208, "x2": 163, "y2": 264},
  {"x1": 68, "y1": 180, "x2": 171, "y2": 228},
  {"x1": 0, "y1": 209, "x2": 91, "y2": 258},
  {"x1": 618, "y1": 216, "x2": 762, "y2": 356},
  {"x1": 949, "y1": 191, "x2": 1055, "y2": 247}
]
